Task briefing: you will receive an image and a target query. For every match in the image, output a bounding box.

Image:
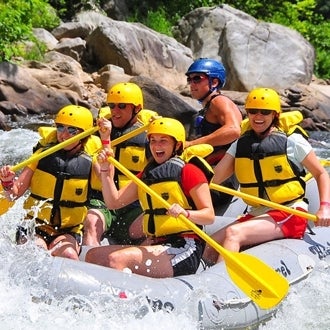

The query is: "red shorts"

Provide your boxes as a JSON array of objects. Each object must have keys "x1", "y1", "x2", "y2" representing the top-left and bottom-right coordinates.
[{"x1": 238, "y1": 207, "x2": 308, "y2": 239}]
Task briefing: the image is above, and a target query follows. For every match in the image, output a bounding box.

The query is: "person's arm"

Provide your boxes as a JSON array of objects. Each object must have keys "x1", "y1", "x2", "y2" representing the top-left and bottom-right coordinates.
[
  {"x1": 100, "y1": 166, "x2": 138, "y2": 209},
  {"x1": 301, "y1": 150, "x2": 330, "y2": 226},
  {"x1": 186, "y1": 96, "x2": 241, "y2": 147},
  {"x1": 167, "y1": 164, "x2": 214, "y2": 225},
  {"x1": 97, "y1": 146, "x2": 138, "y2": 210},
  {"x1": 0, "y1": 165, "x2": 32, "y2": 199},
  {"x1": 93, "y1": 118, "x2": 112, "y2": 179},
  {"x1": 187, "y1": 182, "x2": 215, "y2": 225},
  {"x1": 96, "y1": 117, "x2": 139, "y2": 208},
  {"x1": 212, "y1": 152, "x2": 235, "y2": 184}
]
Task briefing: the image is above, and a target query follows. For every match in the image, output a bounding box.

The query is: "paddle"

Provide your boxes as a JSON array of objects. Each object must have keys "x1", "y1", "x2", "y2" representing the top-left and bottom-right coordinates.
[
  {"x1": 107, "y1": 156, "x2": 289, "y2": 310},
  {"x1": 209, "y1": 183, "x2": 318, "y2": 222},
  {"x1": 0, "y1": 123, "x2": 149, "y2": 215}
]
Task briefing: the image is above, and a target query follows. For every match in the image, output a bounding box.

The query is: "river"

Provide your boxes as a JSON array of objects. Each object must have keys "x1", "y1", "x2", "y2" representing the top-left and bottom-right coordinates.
[{"x1": 0, "y1": 127, "x2": 329, "y2": 330}]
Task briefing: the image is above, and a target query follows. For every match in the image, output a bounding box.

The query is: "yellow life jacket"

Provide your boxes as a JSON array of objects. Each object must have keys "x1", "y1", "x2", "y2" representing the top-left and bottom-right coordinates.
[
  {"x1": 24, "y1": 149, "x2": 92, "y2": 234},
  {"x1": 138, "y1": 157, "x2": 196, "y2": 237},
  {"x1": 34, "y1": 126, "x2": 102, "y2": 192},
  {"x1": 235, "y1": 130, "x2": 306, "y2": 206},
  {"x1": 180, "y1": 144, "x2": 214, "y2": 183},
  {"x1": 112, "y1": 122, "x2": 149, "y2": 189},
  {"x1": 98, "y1": 108, "x2": 158, "y2": 189}
]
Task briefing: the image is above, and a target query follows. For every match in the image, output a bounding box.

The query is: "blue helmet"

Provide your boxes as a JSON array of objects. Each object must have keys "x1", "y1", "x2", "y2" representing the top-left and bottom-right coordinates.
[{"x1": 185, "y1": 58, "x2": 226, "y2": 88}]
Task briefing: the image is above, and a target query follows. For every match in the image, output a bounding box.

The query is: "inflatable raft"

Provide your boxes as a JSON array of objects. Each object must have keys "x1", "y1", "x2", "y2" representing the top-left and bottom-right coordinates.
[{"x1": 10, "y1": 174, "x2": 329, "y2": 329}]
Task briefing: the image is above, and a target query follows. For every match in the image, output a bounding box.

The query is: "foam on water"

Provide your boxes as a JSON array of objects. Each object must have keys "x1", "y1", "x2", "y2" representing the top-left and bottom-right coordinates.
[
  {"x1": 0, "y1": 224, "x2": 199, "y2": 329},
  {"x1": 261, "y1": 262, "x2": 330, "y2": 330}
]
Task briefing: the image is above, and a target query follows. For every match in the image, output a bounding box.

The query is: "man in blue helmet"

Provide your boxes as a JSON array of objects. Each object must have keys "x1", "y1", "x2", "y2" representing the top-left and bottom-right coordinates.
[{"x1": 185, "y1": 58, "x2": 243, "y2": 208}]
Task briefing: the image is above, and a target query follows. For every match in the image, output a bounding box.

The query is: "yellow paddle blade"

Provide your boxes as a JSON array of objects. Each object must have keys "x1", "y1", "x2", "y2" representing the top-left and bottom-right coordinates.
[
  {"x1": 0, "y1": 186, "x2": 14, "y2": 216},
  {"x1": 223, "y1": 250, "x2": 289, "y2": 309},
  {"x1": 177, "y1": 214, "x2": 289, "y2": 309},
  {"x1": 107, "y1": 156, "x2": 289, "y2": 309}
]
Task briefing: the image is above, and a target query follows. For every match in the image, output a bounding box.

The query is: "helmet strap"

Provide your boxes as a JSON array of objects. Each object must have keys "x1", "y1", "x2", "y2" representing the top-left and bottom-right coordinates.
[
  {"x1": 198, "y1": 78, "x2": 218, "y2": 103},
  {"x1": 198, "y1": 89, "x2": 212, "y2": 103}
]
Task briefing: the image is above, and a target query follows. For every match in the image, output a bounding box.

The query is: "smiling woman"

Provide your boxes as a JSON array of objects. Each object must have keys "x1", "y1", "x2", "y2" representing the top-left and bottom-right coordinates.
[
  {"x1": 84, "y1": 116, "x2": 215, "y2": 278},
  {"x1": 203, "y1": 87, "x2": 330, "y2": 264}
]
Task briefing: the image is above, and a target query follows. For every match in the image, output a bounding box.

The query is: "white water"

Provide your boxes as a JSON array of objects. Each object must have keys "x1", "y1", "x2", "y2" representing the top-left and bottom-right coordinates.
[{"x1": 0, "y1": 128, "x2": 330, "y2": 330}]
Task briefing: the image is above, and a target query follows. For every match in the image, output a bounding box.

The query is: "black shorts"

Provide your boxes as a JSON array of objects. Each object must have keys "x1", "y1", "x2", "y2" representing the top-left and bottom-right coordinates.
[
  {"x1": 152, "y1": 234, "x2": 205, "y2": 276},
  {"x1": 35, "y1": 227, "x2": 82, "y2": 246}
]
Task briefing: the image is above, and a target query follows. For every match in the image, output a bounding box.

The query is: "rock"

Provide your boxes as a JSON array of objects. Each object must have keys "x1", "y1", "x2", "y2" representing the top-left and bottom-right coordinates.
[
  {"x1": 0, "y1": 62, "x2": 71, "y2": 116},
  {"x1": 85, "y1": 17, "x2": 193, "y2": 90},
  {"x1": 0, "y1": 6, "x2": 329, "y2": 132},
  {"x1": 53, "y1": 37, "x2": 86, "y2": 62},
  {"x1": 174, "y1": 5, "x2": 315, "y2": 91},
  {"x1": 52, "y1": 21, "x2": 96, "y2": 40},
  {"x1": 33, "y1": 28, "x2": 59, "y2": 50}
]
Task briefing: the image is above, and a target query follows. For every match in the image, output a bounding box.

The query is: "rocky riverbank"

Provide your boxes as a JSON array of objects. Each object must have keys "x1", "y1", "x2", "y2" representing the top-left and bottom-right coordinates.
[{"x1": 0, "y1": 5, "x2": 329, "y2": 131}]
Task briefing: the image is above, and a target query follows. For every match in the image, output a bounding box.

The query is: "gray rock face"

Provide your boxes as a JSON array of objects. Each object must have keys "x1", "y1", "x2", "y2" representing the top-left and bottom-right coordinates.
[
  {"x1": 0, "y1": 62, "x2": 71, "y2": 116},
  {"x1": 85, "y1": 18, "x2": 193, "y2": 90},
  {"x1": 174, "y1": 5, "x2": 315, "y2": 91}
]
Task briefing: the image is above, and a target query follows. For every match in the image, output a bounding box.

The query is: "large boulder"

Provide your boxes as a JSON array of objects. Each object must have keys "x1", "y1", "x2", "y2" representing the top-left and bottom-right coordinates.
[
  {"x1": 85, "y1": 17, "x2": 193, "y2": 90},
  {"x1": 0, "y1": 62, "x2": 71, "y2": 116},
  {"x1": 174, "y1": 5, "x2": 315, "y2": 91}
]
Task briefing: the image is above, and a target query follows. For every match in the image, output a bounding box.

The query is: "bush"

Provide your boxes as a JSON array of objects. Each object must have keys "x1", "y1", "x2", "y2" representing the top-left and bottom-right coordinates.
[{"x1": 0, "y1": 0, "x2": 59, "y2": 61}]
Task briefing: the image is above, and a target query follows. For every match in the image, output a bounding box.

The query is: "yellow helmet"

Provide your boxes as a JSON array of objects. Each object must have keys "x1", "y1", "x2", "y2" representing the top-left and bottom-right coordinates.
[
  {"x1": 55, "y1": 105, "x2": 94, "y2": 131},
  {"x1": 147, "y1": 118, "x2": 186, "y2": 144},
  {"x1": 245, "y1": 88, "x2": 281, "y2": 113},
  {"x1": 106, "y1": 82, "x2": 144, "y2": 108}
]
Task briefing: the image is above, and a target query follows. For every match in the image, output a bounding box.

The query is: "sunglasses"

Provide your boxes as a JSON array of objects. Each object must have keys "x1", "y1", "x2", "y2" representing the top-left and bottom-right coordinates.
[
  {"x1": 187, "y1": 75, "x2": 208, "y2": 84},
  {"x1": 247, "y1": 109, "x2": 273, "y2": 115},
  {"x1": 108, "y1": 103, "x2": 129, "y2": 110},
  {"x1": 56, "y1": 125, "x2": 80, "y2": 135}
]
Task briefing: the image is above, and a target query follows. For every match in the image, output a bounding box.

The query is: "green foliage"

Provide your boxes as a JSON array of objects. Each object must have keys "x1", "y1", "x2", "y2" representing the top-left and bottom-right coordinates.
[
  {"x1": 0, "y1": 0, "x2": 59, "y2": 61},
  {"x1": 305, "y1": 20, "x2": 330, "y2": 76},
  {"x1": 143, "y1": 7, "x2": 174, "y2": 36},
  {"x1": 30, "y1": 0, "x2": 60, "y2": 28}
]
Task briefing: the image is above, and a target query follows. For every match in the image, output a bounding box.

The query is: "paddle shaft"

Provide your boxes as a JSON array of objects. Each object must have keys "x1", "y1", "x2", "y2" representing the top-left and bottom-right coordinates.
[
  {"x1": 0, "y1": 124, "x2": 148, "y2": 215},
  {"x1": 107, "y1": 156, "x2": 232, "y2": 254},
  {"x1": 10, "y1": 127, "x2": 98, "y2": 172},
  {"x1": 10, "y1": 123, "x2": 148, "y2": 172},
  {"x1": 210, "y1": 183, "x2": 317, "y2": 222}
]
